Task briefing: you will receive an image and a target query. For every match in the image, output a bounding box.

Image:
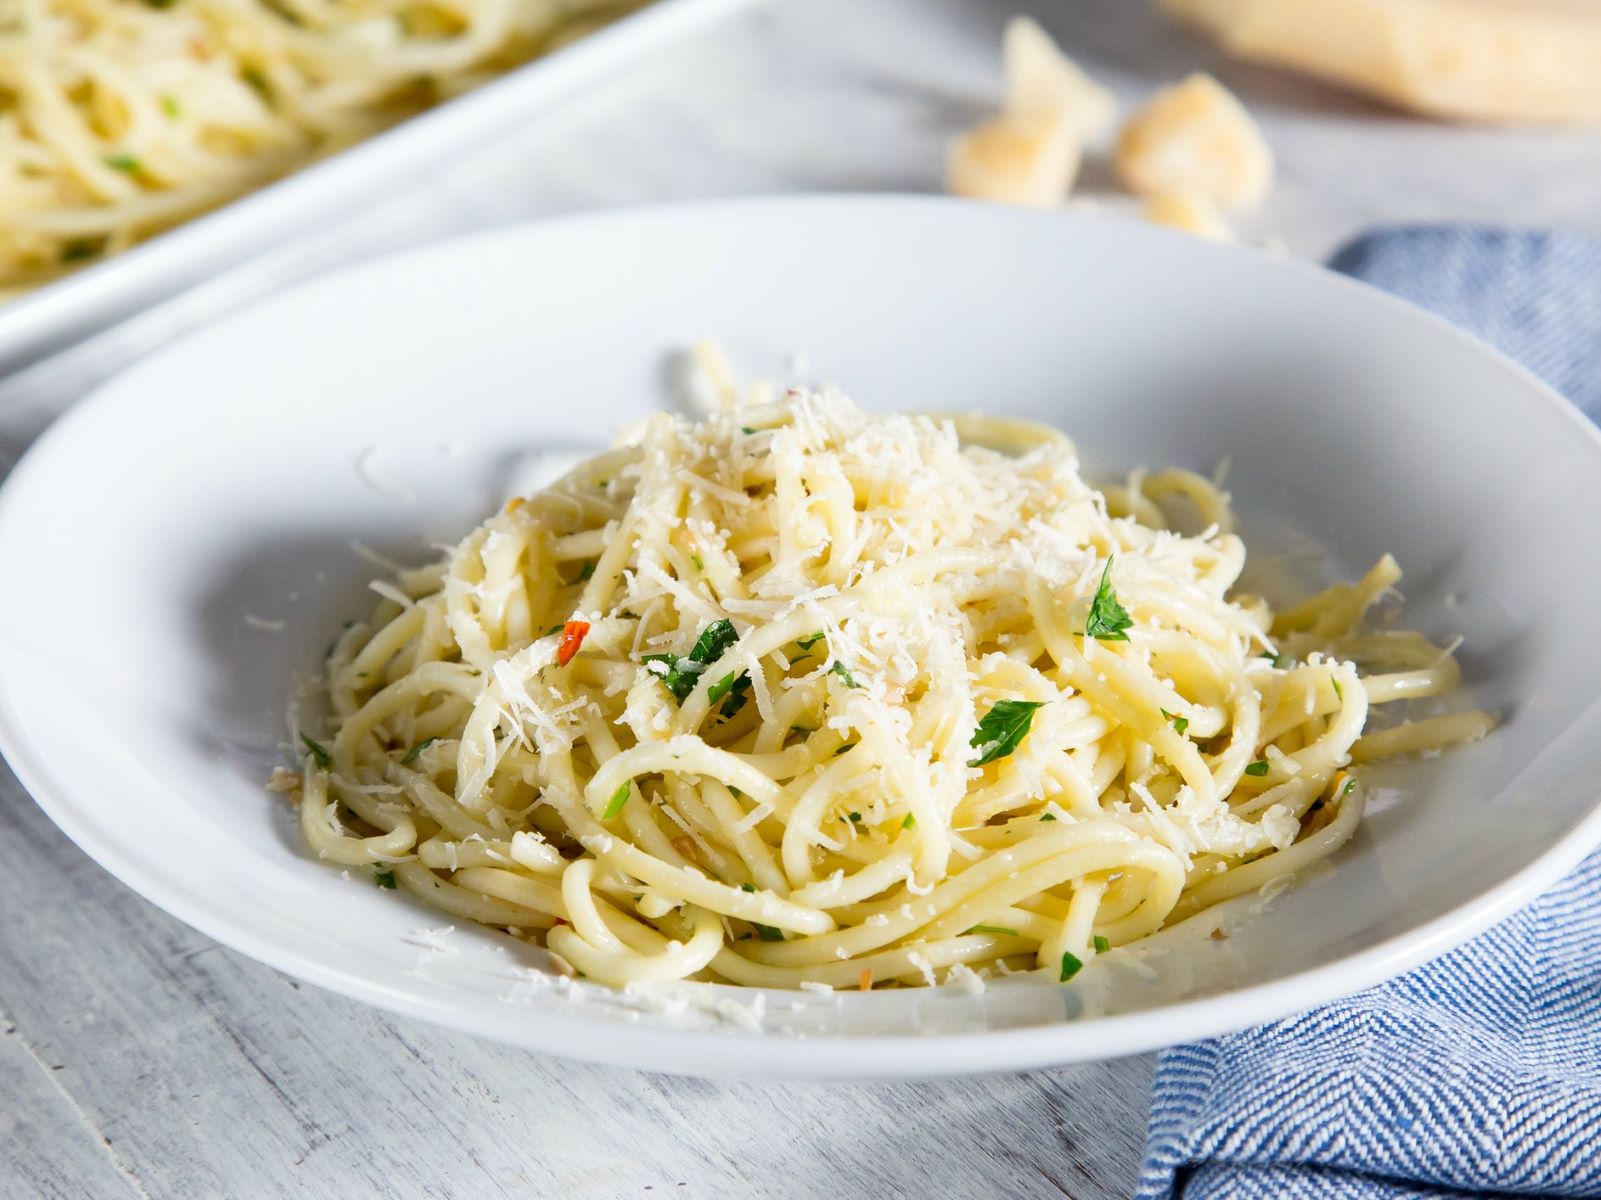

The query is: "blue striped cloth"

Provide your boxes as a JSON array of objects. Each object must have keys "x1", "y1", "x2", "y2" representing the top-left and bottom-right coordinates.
[{"x1": 1137, "y1": 228, "x2": 1601, "y2": 1200}]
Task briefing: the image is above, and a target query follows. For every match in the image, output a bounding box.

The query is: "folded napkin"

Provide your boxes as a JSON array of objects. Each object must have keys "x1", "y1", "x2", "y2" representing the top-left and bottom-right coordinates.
[{"x1": 1137, "y1": 228, "x2": 1601, "y2": 1200}]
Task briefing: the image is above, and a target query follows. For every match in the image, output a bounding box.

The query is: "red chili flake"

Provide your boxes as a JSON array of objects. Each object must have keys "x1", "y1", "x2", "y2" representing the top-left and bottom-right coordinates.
[{"x1": 556, "y1": 620, "x2": 590, "y2": 666}]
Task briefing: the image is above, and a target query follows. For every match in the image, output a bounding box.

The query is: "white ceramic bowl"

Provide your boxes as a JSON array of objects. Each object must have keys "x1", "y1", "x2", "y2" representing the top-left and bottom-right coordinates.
[{"x1": 2, "y1": 197, "x2": 1598, "y2": 1078}]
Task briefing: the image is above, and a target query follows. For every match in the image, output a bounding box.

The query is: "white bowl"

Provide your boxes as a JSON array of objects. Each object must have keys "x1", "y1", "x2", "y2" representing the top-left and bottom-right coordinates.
[{"x1": 2, "y1": 197, "x2": 1597, "y2": 1079}]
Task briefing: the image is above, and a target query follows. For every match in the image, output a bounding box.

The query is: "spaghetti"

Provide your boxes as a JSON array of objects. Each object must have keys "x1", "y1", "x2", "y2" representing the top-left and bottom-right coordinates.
[
  {"x1": 287, "y1": 388, "x2": 1492, "y2": 990},
  {"x1": 0, "y1": 0, "x2": 639, "y2": 296}
]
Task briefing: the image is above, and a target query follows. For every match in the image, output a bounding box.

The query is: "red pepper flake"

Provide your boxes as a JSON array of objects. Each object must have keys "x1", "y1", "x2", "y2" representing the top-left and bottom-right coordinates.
[{"x1": 556, "y1": 620, "x2": 590, "y2": 666}]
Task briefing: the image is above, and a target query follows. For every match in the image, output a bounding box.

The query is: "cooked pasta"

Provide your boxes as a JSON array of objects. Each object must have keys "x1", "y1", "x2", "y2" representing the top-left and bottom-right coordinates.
[
  {"x1": 0, "y1": 0, "x2": 639, "y2": 296},
  {"x1": 285, "y1": 387, "x2": 1492, "y2": 990}
]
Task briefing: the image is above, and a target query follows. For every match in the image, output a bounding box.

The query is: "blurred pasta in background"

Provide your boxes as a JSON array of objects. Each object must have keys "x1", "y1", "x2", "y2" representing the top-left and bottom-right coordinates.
[{"x1": 0, "y1": 0, "x2": 641, "y2": 297}]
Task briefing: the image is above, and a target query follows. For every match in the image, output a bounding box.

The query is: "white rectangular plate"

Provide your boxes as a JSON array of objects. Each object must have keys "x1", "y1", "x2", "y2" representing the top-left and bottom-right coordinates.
[{"x1": 0, "y1": 0, "x2": 749, "y2": 373}]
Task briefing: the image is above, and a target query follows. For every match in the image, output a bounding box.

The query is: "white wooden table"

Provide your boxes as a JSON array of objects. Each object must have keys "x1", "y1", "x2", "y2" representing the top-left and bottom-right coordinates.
[{"x1": 5, "y1": 2, "x2": 1601, "y2": 1196}]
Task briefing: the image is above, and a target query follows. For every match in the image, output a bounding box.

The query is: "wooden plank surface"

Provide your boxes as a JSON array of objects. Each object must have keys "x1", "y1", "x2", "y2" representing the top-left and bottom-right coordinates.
[
  {"x1": 0, "y1": 761, "x2": 1155, "y2": 1199},
  {"x1": 4, "y1": 0, "x2": 1601, "y2": 1196}
]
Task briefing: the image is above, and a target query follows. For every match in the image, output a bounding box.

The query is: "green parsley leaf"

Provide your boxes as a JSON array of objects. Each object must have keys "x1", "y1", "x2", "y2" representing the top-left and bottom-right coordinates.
[
  {"x1": 641, "y1": 618, "x2": 739, "y2": 702},
  {"x1": 848, "y1": 812, "x2": 862, "y2": 822},
  {"x1": 755, "y1": 923, "x2": 784, "y2": 942},
  {"x1": 901, "y1": 813, "x2": 916, "y2": 829},
  {"x1": 1059, "y1": 952, "x2": 1084, "y2": 982},
  {"x1": 741, "y1": 882, "x2": 756, "y2": 893},
  {"x1": 690, "y1": 618, "x2": 738, "y2": 663},
  {"x1": 544, "y1": 624, "x2": 565, "y2": 637},
  {"x1": 576, "y1": 559, "x2": 596, "y2": 582},
  {"x1": 59, "y1": 237, "x2": 104, "y2": 264},
  {"x1": 968, "y1": 699, "x2": 1047, "y2": 767},
  {"x1": 400, "y1": 737, "x2": 437, "y2": 764},
  {"x1": 161, "y1": 95, "x2": 182, "y2": 119},
  {"x1": 603, "y1": 781, "x2": 631, "y2": 819},
  {"x1": 242, "y1": 66, "x2": 273, "y2": 103},
  {"x1": 968, "y1": 924, "x2": 1019, "y2": 937},
  {"x1": 1040, "y1": 811, "x2": 1058, "y2": 822},
  {"x1": 722, "y1": 676, "x2": 753, "y2": 718},
  {"x1": 1261, "y1": 651, "x2": 1294, "y2": 669},
  {"x1": 1244, "y1": 759, "x2": 1270, "y2": 777},
  {"x1": 829, "y1": 661, "x2": 859, "y2": 687},
  {"x1": 1332, "y1": 677, "x2": 1344, "y2": 701},
  {"x1": 689, "y1": 554, "x2": 704, "y2": 571},
  {"x1": 146, "y1": 0, "x2": 178, "y2": 9},
  {"x1": 1342, "y1": 777, "x2": 1357, "y2": 797},
  {"x1": 833, "y1": 743, "x2": 853, "y2": 756},
  {"x1": 1161, "y1": 708, "x2": 1189, "y2": 735},
  {"x1": 373, "y1": 868, "x2": 397, "y2": 890},
  {"x1": 299, "y1": 734, "x2": 330, "y2": 769},
  {"x1": 1083, "y1": 557, "x2": 1133, "y2": 641},
  {"x1": 795, "y1": 631, "x2": 827, "y2": 651},
  {"x1": 707, "y1": 670, "x2": 753, "y2": 717},
  {"x1": 1093, "y1": 935, "x2": 1111, "y2": 954},
  {"x1": 741, "y1": 426, "x2": 756, "y2": 435},
  {"x1": 104, "y1": 154, "x2": 140, "y2": 174}
]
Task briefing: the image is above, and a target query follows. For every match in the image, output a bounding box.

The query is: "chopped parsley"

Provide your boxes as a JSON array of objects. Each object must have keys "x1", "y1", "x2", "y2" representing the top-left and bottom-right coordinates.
[
  {"x1": 401, "y1": 737, "x2": 437, "y2": 764},
  {"x1": 689, "y1": 554, "x2": 704, "y2": 571},
  {"x1": 1244, "y1": 759, "x2": 1270, "y2": 777},
  {"x1": 161, "y1": 95, "x2": 182, "y2": 119},
  {"x1": 968, "y1": 699, "x2": 1046, "y2": 767},
  {"x1": 602, "y1": 781, "x2": 631, "y2": 819},
  {"x1": 575, "y1": 559, "x2": 597, "y2": 582},
  {"x1": 848, "y1": 812, "x2": 862, "y2": 822},
  {"x1": 544, "y1": 624, "x2": 565, "y2": 637},
  {"x1": 1083, "y1": 557, "x2": 1133, "y2": 641},
  {"x1": 242, "y1": 66, "x2": 273, "y2": 103},
  {"x1": 299, "y1": 734, "x2": 330, "y2": 769},
  {"x1": 103, "y1": 154, "x2": 140, "y2": 174},
  {"x1": 1059, "y1": 952, "x2": 1084, "y2": 982},
  {"x1": 1040, "y1": 811, "x2": 1058, "y2": 822},
  {"x1": 833, "y1": 743, "x2": 853, "y2": 756},
  {"x1": 722, "y1": 687, "x2": 752, "y2": 720},
  {"x1": 1093, "y1": 935, "x2": 1111, "y2": 954},
  {"x1": 1342, "y1": 777, "x2": 1357, "y2": 797},
  {"x1": 1332, "y1": 677, "x2": 1344, "y2": 700},
  {"x1": 901, "y1": 813, "x2": 916, "y2": 829},
  {"x1": 373, "y1": 868, "x2": 397, "y2": 890},
  {"x1": 688, "y1": 618, "x2": 738, "y2": 663},
  {"x1": 59, "y1": 237, "x2": 104, "y2": 264},
  {"x1": 829, "y1": 661, "x2": 859, "y2": 688},
  {"x1": 709, "y1": 671, "x2": 753, "y2": 719},
  {"x1": 707, "y1": 671, "x2": 740, "y2": 705},
  {"x1": 741, "y1": 882, "x2": 756, "y2": 893},
  {"x1": 968, "y1": 924, "x2": 1018, "y2": 937},
  {"x1": 1261, "y1": 651, "x2": 1294, "y2": 669},
  {"x1": 642, "y1": 618, "x2": 740, "y2": 702},
  {"x1": 741, "y1": 426, "x2": 756, "y2": 435},
  {"x1": 1161, "y1": 708, "x2": 1189, "y2": 735},
  {"x1": 795, "y1": 631, "x2": 827, "y2": 651},
  {"x1": 755, "y1": 923, "x2": 784, "y2": 942}
]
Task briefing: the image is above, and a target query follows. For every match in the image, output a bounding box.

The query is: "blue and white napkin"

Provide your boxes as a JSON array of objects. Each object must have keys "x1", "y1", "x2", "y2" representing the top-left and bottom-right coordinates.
[{"x1": 1138, "y1": 227, "x2": 1601, "y2": 1200}]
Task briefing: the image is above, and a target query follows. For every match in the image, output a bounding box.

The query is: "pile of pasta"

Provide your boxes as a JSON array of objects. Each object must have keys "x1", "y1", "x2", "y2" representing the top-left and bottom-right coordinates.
[
  {"x1": 289, "y1": 388, "x2": 1492, "y2": 990},
  {"x1": 0, "y1": 0, "x2": 636, "y2": 295}
]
